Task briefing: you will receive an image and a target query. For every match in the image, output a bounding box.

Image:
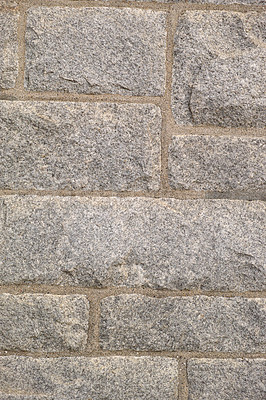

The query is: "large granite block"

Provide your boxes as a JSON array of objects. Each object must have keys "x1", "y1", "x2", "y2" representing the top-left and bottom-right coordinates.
[
  {"x1": 1, "y1": 196, "x2": 265, "y2": 291},
  {"x1": 0, "y1": 294, "x2": 89, "y2": 352},
  {"x1": 25, "y1": 7, "x2": 166, "y2": 96},
  {"x1": 172, "y1": 11, "x2": 266, "y2": 127},
  {"x1": 0, "y1": 101, "x2": 161, "y2": 191}
]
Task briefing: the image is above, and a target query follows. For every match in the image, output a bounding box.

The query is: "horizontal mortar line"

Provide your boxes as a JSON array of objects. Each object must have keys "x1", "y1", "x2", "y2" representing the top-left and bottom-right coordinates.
[
  {"x1": 0, "y1": 285, "x2": 265, "y2": 299},
  {"x1": 0, "y1": 90, "x2": 163, "y2": 105},
  {"x1": 2, "y1": 2, "x2": 265, "y2": 17},
  {"x1": 16, "y1": 0, "x2": 172, "y2": 12},
  {"x1": 0, "y1": 189, "x2": 265, "y2": 201},
  {"x1": 0, "y1": 349, "x2": 265, "y2": 359},
  {"x1": 12, "y1": 0, "x2": 266, "y2": 13},
  {"x1": 0, "y1": 189, "x2": 204, "y2": 198},
  {"x1": 169, "y1": 127, "x2": 266, "y2": 138}
]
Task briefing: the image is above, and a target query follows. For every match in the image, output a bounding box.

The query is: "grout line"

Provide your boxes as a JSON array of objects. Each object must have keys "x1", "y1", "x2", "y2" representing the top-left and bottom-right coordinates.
[
  {"x1": 0, "y1": 349, "x2": 265, "y2": 359},
  {"x1": 0, "y1": 189, "x2": 265, "y2": 200},
  {"x1": 0, "y1": 89, "x2": 163, "y2": 104},
  {"x1": 179, "y1": 357, "x2": 189, "y2": 400},
  {"x1": 0, "y1": 285, "x2": 265, "y2": 298},
  {"x1": 159, "y1": 7, "x2": 177, "y2": 192},
  {"x1": 5, "y1": 0, "x2": 265, "y2": 13}
]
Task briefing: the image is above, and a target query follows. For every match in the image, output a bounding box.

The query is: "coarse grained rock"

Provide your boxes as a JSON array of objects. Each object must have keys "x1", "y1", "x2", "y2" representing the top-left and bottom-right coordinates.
[
  {"x1": 0, "y1": 294, "x2": 89, "y2": 352},
  {"x1": 168, "y1": 135, "x2": 266, "y2": 191},
  {"x1": 25, "y1": 7, "x2": 166, "y2": 96},
  {"x1": 105, "y1": 0, "x2": 264, "y2": 2},
  {"x1": 171, "y1": 11, "x2": 266, "y2": 127},
  {"x1": 1, "y1": 196, "x2": 265, "y2": 291},
  {"x1": 188, "y1": 0, "x2": 265, "y2": 4},
  {"x1": 190, "y1": 49, "x2": 265, "y2": 127},
  {"x1": 187, "y1": 359, "x2": 266, "y2": 400},
  {"x1": 0, "y1": 0, "x2": 18, "y2": 6},
  {"x1": 100, "y1": 294, "x2": 266, "y2": 352},
  {"x1": 0, "y1": 101, "x2": 161, "y2": 191},
  {"x1": 0, "y1": 12, "x2": 18, "y2": 89},
  {"x1": 0, "y1": 356, "x2": 179, "y2": 400},
  {"x1": 0, "y1": 397, "x2": 50, "y2": 400}
]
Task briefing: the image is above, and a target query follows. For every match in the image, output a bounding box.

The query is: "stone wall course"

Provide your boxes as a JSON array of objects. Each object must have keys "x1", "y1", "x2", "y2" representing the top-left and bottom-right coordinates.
[
  {"x1": 1, "y1": 196, "x2": 265, "y2": 291},
  {"x1": 0, "y1": 356, "x2": 179, "y2": 400},
  {"x1": 100, "y1": 294, "x2": 266, "y2": 352}
]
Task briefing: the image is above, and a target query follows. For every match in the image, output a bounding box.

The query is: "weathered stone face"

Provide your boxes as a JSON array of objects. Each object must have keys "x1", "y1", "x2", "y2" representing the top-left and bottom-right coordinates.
[
  {"x1": 25, "y1": 7, "x2": 167, "y2": 96},
  {"x1": 0, "y1": 101, "x2": 161, "y2": 191},
  {"x1": 188, "y1": 0, "x2": 265, "y2": 3},
  {"x1": 0, "y1": 356, "x2": 179, "y2": 400},
  {"x1": 100, "y1": 294, "x2": 266, "y2": 352},
  {"x1": 190, "y1": 50, "x2": 265, "y2": 127},
  {"x1": 0, "y1": 294, "x2": 90, "y2": 352},
  {"x1": 171, "y1": 11, "x2": 266, "y2": 127},
  {"x1": 187, "y1": 359, "x2": 266, "y2": 400},
  {"x1": 0, "y1": 12, "x2": 18, "y2": 89},
  {"x1": 1, "y1": 196, "x2": 265, "y2": 291},
  {"x1": 168, "y1": 135, "x2": 266, "y2": 191},
  {"x1": 0, "y1": 0, "x2": 18, "y2": 6}
]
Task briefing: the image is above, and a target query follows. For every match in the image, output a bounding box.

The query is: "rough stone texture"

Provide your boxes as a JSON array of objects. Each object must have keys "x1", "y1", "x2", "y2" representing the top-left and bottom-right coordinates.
[
  {"x1": 0, "y1": 0, "x2": 18, "y2": 6},
  {"x1": 108, "y1": 0, "x2": 264, "y2": 2},
  {"x1": 169, "y1": 135, "x2": 266, "y2": 191},
  {"x1": 0, "y1": 294, "x2": 89, "y2": 352},
  {"x1": 172, "y1": 11, "x2": 266, "y2": 127},
  {"x1": 0, "y1": 356, "x2": 179, "y2": 400},
  {"x1": 0, "y1": 12, "x2": 18, "y2": 89},
  {"x1": 188, "y1": 359, "x2": 266, "y2": 400},
  {"x1": 189, "y1": 0, "x2": 265, "y2": 3},
  {"x1": 0, "y1": 397, "x2": 50, "y2": 400},
  {"x1": 0, "y1": 101, "x2": 161, "y2": 191},
  {"x1": 1, "y1": 196, "x2": 265, "y2": 291},
  {"x1": 25, "y1": 7, "x2": 166, "y2": 96},
  {"x1": 100, "y1": 295, "x2": 266, "y2": 352}
]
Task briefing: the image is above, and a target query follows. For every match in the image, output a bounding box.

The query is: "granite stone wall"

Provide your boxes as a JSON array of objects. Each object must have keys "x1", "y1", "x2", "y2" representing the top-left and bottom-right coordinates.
[{"x1": 0, "y1": 0, "x2": 265, "y2": 399}]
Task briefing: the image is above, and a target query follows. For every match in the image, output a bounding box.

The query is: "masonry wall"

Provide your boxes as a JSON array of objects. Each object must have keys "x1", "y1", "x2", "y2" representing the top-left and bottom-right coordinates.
[{"x1": 0, "y1": 0, "x2": 265, "y2": 399}]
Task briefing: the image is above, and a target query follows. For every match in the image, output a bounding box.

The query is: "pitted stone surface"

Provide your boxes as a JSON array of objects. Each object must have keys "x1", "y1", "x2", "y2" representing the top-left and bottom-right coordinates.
[
  {"x1": 169, "y1": 135, "x2": 266, "y2": 191},
  {"x1": 0, "y1": 356, "x2": 179, "y2": 400},
  {"x1": 100, "y1": 295, "x2": 266, "y2": 352},
  {"x1": 0, "y1": 294, "x2": 89, "y2": 352},
  {"x1": 0, "y1": 0, "x2": 18, "y2": 6},
  {"x1": 25, "y1": 7, "x2": 166, "y2": 96},
  {"x1": 0, "y1": 397, "x2": 49, "y2": 400},
  {"x1": 172, "y1": 11, "x2": 266, "y2": 127},
  {"x1": 0, "y1": 397, "x2": 50, "y2": 400},
  {"x1": 109, "y1": 0, "x2": 264, "y2": 2},
  {"x1": 0, "y1": 12, "x2": 18, "y2": 89},
  {"x1": 1, "y1": 196, "x2": 265, "y2": 291},
  {"x1": 0, "y1": 101, "x2": 161, "y2": 191},
  {"x1": 188, "y1": 359, "x2": 266, "y2": 400},
  {"x1": 189, "y1": 0, "x2": 265, "y2": 3}
]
